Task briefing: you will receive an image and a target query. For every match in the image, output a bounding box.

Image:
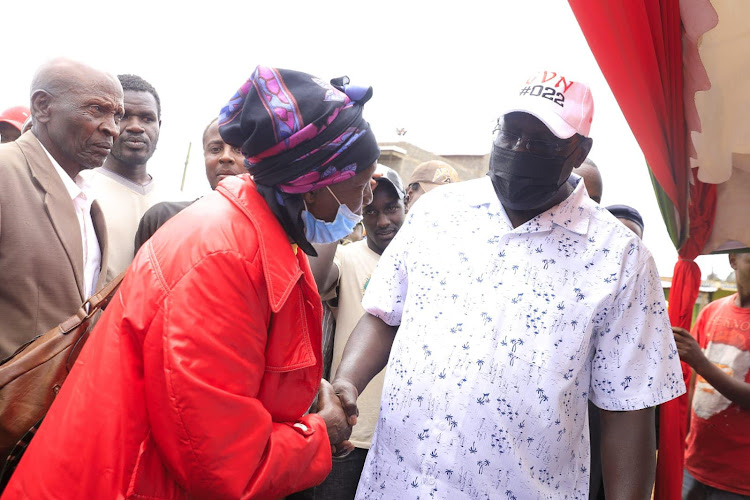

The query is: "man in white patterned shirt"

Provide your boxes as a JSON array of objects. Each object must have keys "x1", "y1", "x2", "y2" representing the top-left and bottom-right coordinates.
[{"x1": 332, "y1": 71, "x2": 685, "y2": 499}]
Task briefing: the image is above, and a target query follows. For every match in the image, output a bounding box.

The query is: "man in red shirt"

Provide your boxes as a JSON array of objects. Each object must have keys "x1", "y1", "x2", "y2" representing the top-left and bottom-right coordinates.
[{"x1": 673, "y1": 251, "x2": 750, "y2": 499}]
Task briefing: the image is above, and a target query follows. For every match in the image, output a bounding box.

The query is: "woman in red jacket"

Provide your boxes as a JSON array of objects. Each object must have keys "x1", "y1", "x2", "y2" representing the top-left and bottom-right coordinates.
[{"x1": 4, "y1": 66, "x2": 380, "y2": 500}]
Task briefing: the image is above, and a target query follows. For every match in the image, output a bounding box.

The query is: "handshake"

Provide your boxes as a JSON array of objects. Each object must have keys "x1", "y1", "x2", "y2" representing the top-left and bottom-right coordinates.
[{"x1": 315, "y1": 379, "x2": 360, "y2": 457}]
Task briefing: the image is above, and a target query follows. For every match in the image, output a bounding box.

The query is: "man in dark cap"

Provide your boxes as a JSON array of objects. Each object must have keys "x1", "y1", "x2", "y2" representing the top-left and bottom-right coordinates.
[
  {"x1": 332, "y1": 70, "x2": 685, "y2": 499},
  {"x1": 607, "y1": 204, "x2": 644, "y2": 239},
  {"x1": 5, "y1": 66, "x2": 378, "y2": 500}
]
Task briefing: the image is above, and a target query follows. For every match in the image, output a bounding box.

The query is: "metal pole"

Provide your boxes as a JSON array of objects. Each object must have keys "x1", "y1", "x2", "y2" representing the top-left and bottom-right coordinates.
[{"x1": 180, "y1": 141, "x2": 192, "y2": 192}]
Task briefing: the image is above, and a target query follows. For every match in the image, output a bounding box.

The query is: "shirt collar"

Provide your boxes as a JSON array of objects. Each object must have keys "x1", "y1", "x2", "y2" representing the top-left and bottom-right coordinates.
[
  {"x1": 470, "y1": 175, "x2": 594, "y2": 236},
  {"x1": 217, "y1": 175, "x2": 304, "y2": 313},
  {"x1": 38, "y1": 142, "x2": 95, "y2": 205}
]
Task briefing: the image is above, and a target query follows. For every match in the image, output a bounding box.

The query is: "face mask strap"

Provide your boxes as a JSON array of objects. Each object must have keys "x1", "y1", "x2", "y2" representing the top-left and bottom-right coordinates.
[{"x1": 326, "y1": 185, "x2": 344, "y2": 206}]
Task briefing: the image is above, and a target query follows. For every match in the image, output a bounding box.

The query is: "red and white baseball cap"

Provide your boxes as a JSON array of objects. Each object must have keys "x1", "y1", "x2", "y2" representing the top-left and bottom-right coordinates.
[
  {"x1": 499, "y1": 71, "x2": 594, "y2": 139},
  {"x1": 0, "y1": 106, "x2": 31, "y2": 132}
]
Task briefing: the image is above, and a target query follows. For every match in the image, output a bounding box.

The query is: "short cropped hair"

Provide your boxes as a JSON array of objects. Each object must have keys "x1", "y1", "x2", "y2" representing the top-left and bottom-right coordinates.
[{"x1": 117, "y1": 74, "x2": 161, "y2": 119}]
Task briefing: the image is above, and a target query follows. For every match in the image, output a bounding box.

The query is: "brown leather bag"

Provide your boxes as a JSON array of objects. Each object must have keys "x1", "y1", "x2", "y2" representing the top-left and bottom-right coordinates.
[{"x1": 0, "y1": 272, "x2": 125, "y2": 457}]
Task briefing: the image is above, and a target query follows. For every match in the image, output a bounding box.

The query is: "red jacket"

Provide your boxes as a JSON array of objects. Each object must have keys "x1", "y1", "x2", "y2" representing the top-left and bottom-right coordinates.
[{"x1": 4, "y1": 176, "x2": 331, "y2": 499}]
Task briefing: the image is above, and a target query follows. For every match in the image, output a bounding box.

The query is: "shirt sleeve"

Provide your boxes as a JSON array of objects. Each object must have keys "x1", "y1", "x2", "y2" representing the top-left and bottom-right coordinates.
[
  {"x1": 589, "y1": 254, "x2": 687, "y2": 411},
  {"x1": 361, "y1": 216, "x2": 414, "y2": 327}
]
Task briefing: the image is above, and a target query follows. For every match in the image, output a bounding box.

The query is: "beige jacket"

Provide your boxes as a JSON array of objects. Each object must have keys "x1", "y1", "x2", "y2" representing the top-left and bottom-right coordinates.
[{"x1": 0, "y1": 133, "x2": 108, "y2": 359}]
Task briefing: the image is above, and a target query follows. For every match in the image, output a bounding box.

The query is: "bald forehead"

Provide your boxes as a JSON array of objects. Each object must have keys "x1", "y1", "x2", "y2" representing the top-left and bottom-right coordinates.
[
  {"x1": 31, "y1": 58, "x2": 122, "y2": 98},
  {"x1": 577, "y1": 161, "x2": 603, "y2": 202},
  {"x1": 577, "y1": 161, "x2": 600, "y2": 178}
]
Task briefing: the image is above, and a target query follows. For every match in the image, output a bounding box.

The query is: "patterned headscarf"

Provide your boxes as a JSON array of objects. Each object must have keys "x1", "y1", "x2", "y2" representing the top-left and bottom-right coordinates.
[
  {"x1": 219, "y1": 66, "x2": 379, "y2": 191},
  {"x1": 218, "y1": 66, "x2": 379, "y2": 255}
]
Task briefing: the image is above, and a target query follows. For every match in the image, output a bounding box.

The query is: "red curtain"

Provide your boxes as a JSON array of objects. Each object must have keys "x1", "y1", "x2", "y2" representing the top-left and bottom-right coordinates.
[
  {"x1": 567, "y1": 2, "x2": 696, "y2": 499},
  {"x1": 660, "y1": 171, "x2": 716, "y2": 498},
  {"x1": 568, "y1": 1, "x2": 689, "y2": 245}
]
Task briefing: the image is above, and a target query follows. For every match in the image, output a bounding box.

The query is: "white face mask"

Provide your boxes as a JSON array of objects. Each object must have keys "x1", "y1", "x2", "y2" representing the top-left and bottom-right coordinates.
[{"x1": 302, "y1": 186, "x2": 363, "y2": 244}]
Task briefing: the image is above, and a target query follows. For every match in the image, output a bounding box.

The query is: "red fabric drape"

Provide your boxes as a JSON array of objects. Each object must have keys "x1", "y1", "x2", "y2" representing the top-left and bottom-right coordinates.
[
  {"x1": 567, "y1": 2, "x2": 704, "y2": 499},
  {"x1": 568, "y1": 1, "x2": 689, "y2": 245},
  {"x1": 659, "y1": 171, "x2": 716, "y2": 498}
]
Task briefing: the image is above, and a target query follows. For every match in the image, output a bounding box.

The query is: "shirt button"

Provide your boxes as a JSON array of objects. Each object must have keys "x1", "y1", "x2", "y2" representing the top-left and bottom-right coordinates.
[{"x1": 427, "y1": 477, "x2": 436, "y2": 485}]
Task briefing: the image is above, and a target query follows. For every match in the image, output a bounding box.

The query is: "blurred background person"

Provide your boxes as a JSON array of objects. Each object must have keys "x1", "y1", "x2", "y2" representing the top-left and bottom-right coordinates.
[
  {"x1": 404, "y1": 160, "x2": 458, "y2": 210},
  {"x1": 0, "y1": 105, "x2": 30, "y2": 143},
  {"x1": 673, "y1": 251, "x2": 750, "y2": 499},
  {"x1": 134, "y1": 117, "x2": 245, "y2": 250},
  {"x1": 607, "y1": 204, "x2": 644, "y2": 239},
  {"x1": 83, "y1": 74, "x2": 176, "y2": 282},
  {"x1": 299, "y1": 165, "x2": 406, "y2": 500}
]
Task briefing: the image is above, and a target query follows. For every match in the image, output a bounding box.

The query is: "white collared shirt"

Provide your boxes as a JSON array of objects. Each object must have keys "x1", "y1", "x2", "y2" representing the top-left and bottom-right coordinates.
[
  {"x1": 356, "y1": 176, "x2": 685, "y2": 499},
  {"x1": 41, "y1": 144, "x2": 101, "y2": 299}
]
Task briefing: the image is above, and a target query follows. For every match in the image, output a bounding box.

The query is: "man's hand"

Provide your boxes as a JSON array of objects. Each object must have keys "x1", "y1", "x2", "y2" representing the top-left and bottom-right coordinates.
[
  {"x1": 673, "y1": 327, "x2": 750, "y2": 409},
  {"x1": 316, "y1": 379, "x2": 352, "y2": 447},
  {"x1": 672, "y1": 326, "x2": 706, "y2": 369},
  {"x1": 332, "y1": 378, "x2": 360, "y2": 427}
]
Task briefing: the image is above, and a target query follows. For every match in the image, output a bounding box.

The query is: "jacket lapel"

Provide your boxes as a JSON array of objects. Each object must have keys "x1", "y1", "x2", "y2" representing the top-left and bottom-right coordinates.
[
  {"x1": 91, "y1": 201, "x2": 109, "y2": 293},
  {"x1": 17, "y1": 133, "x2": 86, "y2": 301}
]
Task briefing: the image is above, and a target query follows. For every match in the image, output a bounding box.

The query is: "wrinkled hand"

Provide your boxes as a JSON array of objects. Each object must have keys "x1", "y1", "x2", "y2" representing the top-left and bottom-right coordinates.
[
  {"x1": 332, "y1": 378, "x2": 359, "y2": 427},
  {"x1": 317, "y1": 379, "x2": 353, "y2": 451},
  {"x1": 672, "y1": 326, "x2": 705, "y2": 368}
]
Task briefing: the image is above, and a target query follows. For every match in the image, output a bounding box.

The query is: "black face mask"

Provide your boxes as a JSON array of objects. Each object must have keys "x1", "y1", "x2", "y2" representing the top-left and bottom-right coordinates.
[{"x1": 488, "y1": 144, "x2": 573, "y2": 211}]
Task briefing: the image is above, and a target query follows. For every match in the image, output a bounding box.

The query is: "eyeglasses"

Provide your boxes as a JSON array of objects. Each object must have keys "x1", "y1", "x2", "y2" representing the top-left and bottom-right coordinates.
[{"x1": 492, "y1": 125, "x2": 563, "y2": 159}]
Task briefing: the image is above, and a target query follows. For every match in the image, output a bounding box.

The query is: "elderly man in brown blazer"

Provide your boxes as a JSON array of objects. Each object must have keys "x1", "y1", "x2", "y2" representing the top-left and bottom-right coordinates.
[{"x1": 0, "y1": 58, "x2": 124, "y2": 359}]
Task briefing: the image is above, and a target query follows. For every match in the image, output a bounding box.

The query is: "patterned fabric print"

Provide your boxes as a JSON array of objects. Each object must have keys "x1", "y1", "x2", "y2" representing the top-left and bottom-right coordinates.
[
  {"x1": 252, "y1": 66, "x2": 304, "y2": 144},
  {"x1": 218, "y1": 80, "x2": 252, "y2": 127},
  {"x1": 278, "y1": 126, "x2": 368, "y2": 194},
  {"x1": 356, "y1": 177, "x2": 685, "y2": 499},
  {"x1": 246, "y1": 103, "x2": 350, "y2": 167},
  {"x1": 312, "y1": 76, "x2": 348, "y2": 102}
]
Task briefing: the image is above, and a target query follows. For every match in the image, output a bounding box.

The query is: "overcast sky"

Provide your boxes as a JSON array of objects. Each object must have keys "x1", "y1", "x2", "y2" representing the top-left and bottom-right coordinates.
[{"x1": 0, "y1": 0, "x2": 733, "y2": 280}]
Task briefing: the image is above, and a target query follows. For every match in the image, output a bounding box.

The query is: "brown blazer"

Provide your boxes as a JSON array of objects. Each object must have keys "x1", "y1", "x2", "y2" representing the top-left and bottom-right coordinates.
[{"x1": 0, "y1": 133, "x2": 108, "y2": 359}]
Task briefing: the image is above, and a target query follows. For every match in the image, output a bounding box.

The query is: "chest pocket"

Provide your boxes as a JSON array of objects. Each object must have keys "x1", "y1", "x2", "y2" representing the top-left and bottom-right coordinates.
[{"x1": 264, "y1": 286, "x2": 317, "y2": 372}]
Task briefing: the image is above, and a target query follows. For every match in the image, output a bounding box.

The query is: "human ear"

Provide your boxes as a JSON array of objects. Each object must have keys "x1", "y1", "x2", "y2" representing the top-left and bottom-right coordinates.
[
  {"x1": 30, "y1": 90, "x2": 53, "y2": 124},
  {"x1": 302, "y1": 190, "x2": 318, "y2": 207}
]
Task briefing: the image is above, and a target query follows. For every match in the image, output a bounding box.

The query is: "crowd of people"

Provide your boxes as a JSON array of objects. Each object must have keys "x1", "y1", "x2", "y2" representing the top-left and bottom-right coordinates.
[{"x1": 0, "y1": 57, "x2": 747, "y2": 499}]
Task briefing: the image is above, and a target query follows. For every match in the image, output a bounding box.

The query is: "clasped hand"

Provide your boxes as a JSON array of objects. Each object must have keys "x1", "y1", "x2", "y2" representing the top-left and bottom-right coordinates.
[{"x1": 316, "y1": 379, "x2": 359, "y2": 457}]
